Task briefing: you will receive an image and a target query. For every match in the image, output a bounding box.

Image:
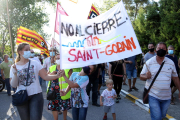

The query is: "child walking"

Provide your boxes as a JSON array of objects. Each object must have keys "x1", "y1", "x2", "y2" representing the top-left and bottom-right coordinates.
[
  {"x1": 100, "y1": 79, "x2": 117, "y2": 120},
  {"x1": 60, "y1": 66, "x2": 94, "y2": 120}
]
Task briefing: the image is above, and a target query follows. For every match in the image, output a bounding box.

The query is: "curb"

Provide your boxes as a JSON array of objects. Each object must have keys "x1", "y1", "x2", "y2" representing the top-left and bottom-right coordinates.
[
  {"x1": 3, "y1": 107, "x2": 17, "y2": 120},
  {"x1": 120, "y1": 89, "x2": 176, "y2": 120}
]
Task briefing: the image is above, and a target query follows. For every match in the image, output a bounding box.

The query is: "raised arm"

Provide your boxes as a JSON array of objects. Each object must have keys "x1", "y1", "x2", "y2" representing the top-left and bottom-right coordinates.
[{"x1": 39, "y1": 68, "x2": 61, "y2": 81}]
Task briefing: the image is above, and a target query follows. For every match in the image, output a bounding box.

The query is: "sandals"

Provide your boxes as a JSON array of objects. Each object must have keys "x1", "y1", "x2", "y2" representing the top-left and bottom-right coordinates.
[
  {"x1": 171, "y1": 101, "x2": 175, "y2": 105},
  {"x1": 128, "y1": 88, "x2": 132, "y2": 92},
  {"x1": 58, "y1": 111, "x2": 62, "y2": 115},
  {"x1": 131, "y1": 87, "x2": 138, "y2": 91}
]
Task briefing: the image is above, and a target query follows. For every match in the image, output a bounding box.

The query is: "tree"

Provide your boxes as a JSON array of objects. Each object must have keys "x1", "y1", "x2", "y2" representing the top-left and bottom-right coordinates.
[
  {"x1": 134, "y1": 1, "x2": 161, "y2": 53},
  {"x1": 159, "y1": 0, "x2": 180, "y2": 56},
  {"x1": 95, "y1": 0, "x2": 150, "y2": 21},
  {"x1": 0, "y1": 0, "x2": 56, "y2": 57}
]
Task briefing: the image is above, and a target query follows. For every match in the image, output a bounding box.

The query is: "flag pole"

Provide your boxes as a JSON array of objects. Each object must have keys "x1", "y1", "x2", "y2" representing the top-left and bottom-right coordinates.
[{"x1": 6, "y1": 0, "x2": 14, "y2": 62}]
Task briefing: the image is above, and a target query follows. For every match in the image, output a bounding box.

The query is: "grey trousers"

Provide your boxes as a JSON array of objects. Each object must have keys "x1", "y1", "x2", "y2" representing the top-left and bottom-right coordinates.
[{"x1": 16, "y1": 92, "x2": 44, "y2": 120}]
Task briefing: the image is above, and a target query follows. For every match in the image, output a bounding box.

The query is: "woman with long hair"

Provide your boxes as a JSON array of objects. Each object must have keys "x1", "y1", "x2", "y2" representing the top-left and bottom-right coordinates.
[
  {"x1": 10, "y1": 43, "x2": 61, "y2": 120},
  {"x1": 47, "y1": 53, "x2": 72, "y2": 120},
  {"x1": 109, "y1": 60, "x2": 126, "y2": 103}
]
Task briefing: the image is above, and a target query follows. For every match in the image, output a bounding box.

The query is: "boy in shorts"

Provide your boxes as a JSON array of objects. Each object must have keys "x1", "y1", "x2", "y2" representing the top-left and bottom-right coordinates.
[{"x1": 100, "y1": 79, "x2": 117, "y2": 120}]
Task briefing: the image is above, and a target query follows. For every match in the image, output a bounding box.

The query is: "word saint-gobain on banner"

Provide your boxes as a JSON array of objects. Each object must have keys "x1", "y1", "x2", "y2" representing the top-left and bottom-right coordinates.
[{"x1": 59, "y1": 1, "x2": 142, "y2": 69}]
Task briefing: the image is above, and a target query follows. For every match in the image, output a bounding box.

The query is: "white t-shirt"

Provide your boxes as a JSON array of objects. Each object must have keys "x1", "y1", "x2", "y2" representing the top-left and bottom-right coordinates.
[
  {"x1": 29, "y1": 57, "x2": 41, "y2": 64},
  {"x1": 141, "y1": 56, "x2": 178, "y2": 100},
  {"x1": 101, "y1": 88, "x2": 117, "y2": 106},
  {"x1": 43, "y1": 57, "x2": 51, "y2": 71},
  {"x1": 10, "y1": 60, "x2": 43, "y2": 96}
]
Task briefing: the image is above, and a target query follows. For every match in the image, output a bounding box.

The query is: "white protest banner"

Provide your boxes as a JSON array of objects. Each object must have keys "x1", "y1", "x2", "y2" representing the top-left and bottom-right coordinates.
[{"x1": 59, "y1": 1, "x2": 142, "y2": 69}]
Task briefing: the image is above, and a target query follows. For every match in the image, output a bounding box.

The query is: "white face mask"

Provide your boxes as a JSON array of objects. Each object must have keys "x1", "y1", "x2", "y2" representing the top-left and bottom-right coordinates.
[
  {"x1": 30, "y1": 53, "x2": 35, "y2": 57},
  {"x1": 56, "y1": 59, "x2": 60, "y2": 65},
  {"x1": 23, "y1": 51, "x2": 31, "y2": 59}
]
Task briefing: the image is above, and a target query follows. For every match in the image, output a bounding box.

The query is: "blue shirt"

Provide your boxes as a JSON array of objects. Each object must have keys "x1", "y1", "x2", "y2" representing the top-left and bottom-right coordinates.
[
  {"x1": 125, "y1": 55, "x2": 137, "y2": 71},
  {"x1": 69, "y1": 72, "x2": 89, "y2": 108},
  {"x1": 165, "y1": 55, "x2": 179, "y2": 73}
]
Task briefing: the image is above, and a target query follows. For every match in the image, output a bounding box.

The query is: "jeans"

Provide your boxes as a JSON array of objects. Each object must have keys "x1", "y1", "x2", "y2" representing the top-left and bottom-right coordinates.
[
  {"x1": 149, "y1": 95, "x2": 171, "y2": 120},
  {"x1": 16, "y1": 93, "x2": 44, "y2": 120},
  {"x1": 102, "y1": 70, "x2": 105, "y2": 84},
  {"x1": 46, "y1": 81, "x2": 49, "y2": 88},
  {"x1": 38, "y1": 76, "x2": 42, "y2": 86},
  {"x1": 72, "y1": 107, "x2": 88, "y2": 120},
  {"x1": 86, "y1": 78, "x2": 99, "y2": 104},
  {"x1": 5, "y1": 78, "x2": 16, "y2": 95}
]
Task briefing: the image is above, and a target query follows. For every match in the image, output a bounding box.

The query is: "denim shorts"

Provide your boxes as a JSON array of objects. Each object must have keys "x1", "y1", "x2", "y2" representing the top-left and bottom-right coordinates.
[
  {"x1": 126, "y1": 69, "x2": 137, "y2": 79},
  {"x1": 149, "y1": 95, "x2": 171, "y2": 120}
]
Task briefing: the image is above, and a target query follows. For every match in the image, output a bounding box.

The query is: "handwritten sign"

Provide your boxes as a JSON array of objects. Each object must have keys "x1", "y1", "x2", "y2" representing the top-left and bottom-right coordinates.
[{"x1": 59, "y1": 1, "x2": 142, "y2": 69}]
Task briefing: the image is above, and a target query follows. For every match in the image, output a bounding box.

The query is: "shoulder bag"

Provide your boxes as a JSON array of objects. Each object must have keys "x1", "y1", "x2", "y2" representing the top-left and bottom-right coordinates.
[
  {"x1": 47, "y1": 67, "x2": 57, "y2": 100},
  {"x1": 12, "y1": 60, "x2": 31, "y2": 106},
  {"x1": 143, "y1": 61, "x2": 165, "y2": 104}
]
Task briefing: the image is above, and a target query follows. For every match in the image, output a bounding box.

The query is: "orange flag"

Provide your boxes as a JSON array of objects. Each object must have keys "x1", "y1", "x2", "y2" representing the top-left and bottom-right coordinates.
[{"x1": 16, "y1": 26, "x2": 49, "y2": 57}]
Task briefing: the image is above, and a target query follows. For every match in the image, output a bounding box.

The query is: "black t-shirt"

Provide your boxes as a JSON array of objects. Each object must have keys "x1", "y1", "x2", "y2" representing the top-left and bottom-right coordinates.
[
  {"x1": 109, "y1": 61, "x2": 124, "y2": 75},
  {"x1": 88, "y1": 64, "x2": 101, "y2": 80},
  {"x1": 101, "y1": 63, "x2": 105, "y2": 70}
]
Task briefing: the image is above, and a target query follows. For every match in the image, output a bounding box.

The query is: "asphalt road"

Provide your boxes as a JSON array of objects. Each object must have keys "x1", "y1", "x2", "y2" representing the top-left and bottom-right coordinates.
[{"x1": 0, "y1": 79, "x2": 151, "y2": 120}]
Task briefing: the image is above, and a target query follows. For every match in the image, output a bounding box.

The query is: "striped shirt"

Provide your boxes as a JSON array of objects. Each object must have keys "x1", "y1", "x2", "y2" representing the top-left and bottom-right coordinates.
[{"x1": 141, "y1": 56, "x2": 178, "y2": 100}]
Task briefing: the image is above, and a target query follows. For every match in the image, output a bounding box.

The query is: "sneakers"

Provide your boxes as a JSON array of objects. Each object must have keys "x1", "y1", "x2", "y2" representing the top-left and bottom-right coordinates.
[
  {"x1": 92, "y1": 103, "x2": 100, "y2": 107},
  {"x1": 123, "y1": 82, "x2": 127, "y2": 85},
  {"x1": 116, "y1": 98, "x2": 119, "y2": 103},
  {"x1": 103, "y1": 115, "x2": 107, "y2": 120},
  {"x1": 117, "y1": 95, "x2": 121, "y2": 100}
]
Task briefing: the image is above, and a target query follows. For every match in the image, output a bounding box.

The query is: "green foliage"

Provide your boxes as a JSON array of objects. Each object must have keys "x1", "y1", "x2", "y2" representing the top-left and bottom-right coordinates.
[
  {"x1": 134, "y1": 0, "x2": 180, "y2": 56},
  {"x1": 159, "y1": 0, "x2": 180, "y2": 56},
  {"x1": 96, "y1": 0, "x2": 149, "y2": 21},
  {"x1": 0, "y1": 0, "x2": 56, "y2": 58},
  {"x1": 96, "y1": 0, "x2": 180, "y2": 61}
]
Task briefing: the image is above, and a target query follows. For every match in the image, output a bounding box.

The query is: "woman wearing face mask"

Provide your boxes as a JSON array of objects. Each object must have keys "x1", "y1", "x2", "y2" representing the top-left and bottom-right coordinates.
[
  {"x1": 47, "y1": 53, "x2": 72, "y2": 120},
  {"x1": 10, "y1": 43, "x2": 61, "y2": 120},
  {"x1": 165, "y1": 45, "x2": 179, "y2": 105}
]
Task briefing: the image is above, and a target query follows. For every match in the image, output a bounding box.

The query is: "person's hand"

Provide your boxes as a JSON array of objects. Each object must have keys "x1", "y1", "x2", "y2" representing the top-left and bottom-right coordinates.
[
  {"x1": 146, "y1": 71, "x2": 151, "y2": 79},
  {"x1": 2, "y1": 76, "x2": 5, "y2": 80},
  {"x1": 60, "y1": 91, "x2": 66, "y2": 96},
  {"x1": 113, "y1": 95, "x2": 117, "y2": 99},
  {"x1": 59, "y1": 70, "x2": 66, "y2": 77},
  {"x1": 49, "y1": 71, "x2": 57, "y2": 75},
  {"x1": 12, "y1": 64, "x2": 18, "y2": 75},
  {"x1": 129, "y1": 61, "x2": 132, "y2": 64},
  {"x1": 56, "y1": 71, "x2": 62, "y2": 78},
  {"x1": 100, "y1": 101, "x2": 103, "y2": 106},
  {"x1": 109, "y1": 75, "x2": 112, "y2": 79}
]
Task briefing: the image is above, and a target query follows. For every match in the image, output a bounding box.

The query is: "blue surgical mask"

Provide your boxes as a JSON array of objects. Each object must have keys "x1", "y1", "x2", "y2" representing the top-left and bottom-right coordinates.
[
  {"x1": 168, "y1": 50, "x2": 174, "y2": 55},
  {"x1": 50, "y1": 52, "x2": 55, "y2": 57},
  {"x1": 31, "y1": 53, "x2": 35, "y2": 57},
  {"x1": 23, "y1": 51, "x2": 31, "y2": 59}
]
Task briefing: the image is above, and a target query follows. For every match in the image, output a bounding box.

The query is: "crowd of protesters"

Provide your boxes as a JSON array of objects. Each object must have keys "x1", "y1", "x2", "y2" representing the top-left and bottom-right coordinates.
[{"x1": 0, "y1": 42, "x2": 180, "y2": 120}]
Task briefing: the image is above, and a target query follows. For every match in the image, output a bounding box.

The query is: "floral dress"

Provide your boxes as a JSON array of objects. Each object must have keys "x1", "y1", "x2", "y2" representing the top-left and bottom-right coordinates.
[{"x1": 47, "y1": 78, "x2": 71, "y2": 111}]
